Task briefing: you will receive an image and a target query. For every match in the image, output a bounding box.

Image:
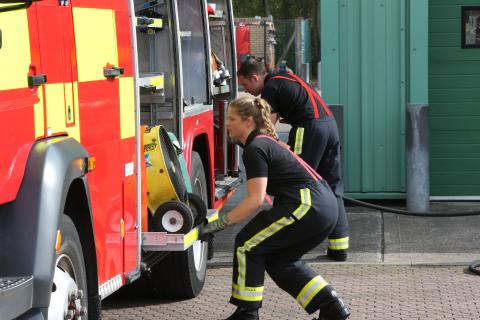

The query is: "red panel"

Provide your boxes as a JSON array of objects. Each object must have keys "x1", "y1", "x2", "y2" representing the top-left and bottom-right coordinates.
[
  {"x1": 78, "y1": 80, "x2": 120, "y2": 146},
  {"x1": 235, "y1": 26, "x2": 250, "y2": 69},
  {"x1": 77, "y1": 75, "x2": 128, "y2": 282},
  {"x1": 183, "y1": 111, "x2": 215, "y2": 207},
  {"x1": 121, "y1": 137, "x2": 137, "y2": 274},
  {"x1": 61, "y1": 4, "x2": 79, "y2": 83},
  {"x1": 213, "y1": 100, "x2": 226, "y2": 174},
  {"x1": 35, "y1": 1, "x2": 65, "y2": 84},
  {"x1": 115, "y1": 10, "x2": 134, "y2": 77},
  {"x1": 86, "y1": 141, "x2": 124, "y2": 283},
  {"x1": 28, "y1": 4, "x2": 46, "y2": 137},
  {"x1": 111, "y1": 0, "x2": 129, "y2": 13},
  {"x1": 70, "y1": 0, "x2": 114, "y2": 10},
  {"x1": 33, "y1": 1, "x2": 77, "y2": 85},
  {"x1": 28, "y1": 4, "x2": 42, "y2": 75},
  {"x1": 0, "y1": 88, "x2": 37, "y2": 204}
]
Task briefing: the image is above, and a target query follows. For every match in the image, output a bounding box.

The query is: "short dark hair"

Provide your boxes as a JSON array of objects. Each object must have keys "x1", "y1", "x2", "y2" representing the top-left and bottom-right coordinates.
[{"x1": 238, "y1": 58, "x2": 267, "y2": 78}]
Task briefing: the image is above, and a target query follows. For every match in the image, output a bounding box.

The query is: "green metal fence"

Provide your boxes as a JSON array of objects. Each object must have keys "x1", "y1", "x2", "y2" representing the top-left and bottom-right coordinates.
[{"x1": 321, "y1": 0, "x2": 409, "y2": 198}]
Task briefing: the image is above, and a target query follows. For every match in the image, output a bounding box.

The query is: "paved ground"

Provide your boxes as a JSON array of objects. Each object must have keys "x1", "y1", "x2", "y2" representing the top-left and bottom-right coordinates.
[{"x1": 103, "y1": 264, "x2": 480, "y2": 319}]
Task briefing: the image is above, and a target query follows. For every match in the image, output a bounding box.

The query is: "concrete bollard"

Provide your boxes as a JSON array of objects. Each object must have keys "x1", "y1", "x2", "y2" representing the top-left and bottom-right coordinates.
[{"x1": 406, "y1": 104, "x2": 430, "y2": 212}]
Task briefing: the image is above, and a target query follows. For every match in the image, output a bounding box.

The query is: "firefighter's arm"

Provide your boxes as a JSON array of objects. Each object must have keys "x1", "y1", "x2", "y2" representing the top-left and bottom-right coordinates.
[
  {"x1": 228, "y1": 177, "x2": 267, "y2": 223},
  {"x1": 198, "y1": 177, "x2": 267, "y2": 238}
]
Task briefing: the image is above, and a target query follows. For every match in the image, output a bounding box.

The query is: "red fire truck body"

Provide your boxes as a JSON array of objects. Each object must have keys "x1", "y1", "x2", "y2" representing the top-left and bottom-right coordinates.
[{"x1": 0, "y1": 0, "x2": 239, "y2": 318}]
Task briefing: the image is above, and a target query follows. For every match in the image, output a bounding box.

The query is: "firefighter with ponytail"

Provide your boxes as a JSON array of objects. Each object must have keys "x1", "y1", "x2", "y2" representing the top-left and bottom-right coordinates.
[{"x1": 199, "y1": 97, "x2": 350, "y2": 320}]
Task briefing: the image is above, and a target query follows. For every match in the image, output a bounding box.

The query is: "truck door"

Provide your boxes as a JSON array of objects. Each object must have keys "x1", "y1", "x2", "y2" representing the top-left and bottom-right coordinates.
[
  {"x1": 71, "y1": 0, "x2": 133, "y2": 286},
  {"x1": 35, "y1": 0, "x2": 79, "y2": 140}
]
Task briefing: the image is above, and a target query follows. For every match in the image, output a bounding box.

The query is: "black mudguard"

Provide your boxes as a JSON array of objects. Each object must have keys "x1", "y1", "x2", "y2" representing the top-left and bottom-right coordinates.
[{"x1": 0, "y1": 136, "x2": 91, "y2": 309}]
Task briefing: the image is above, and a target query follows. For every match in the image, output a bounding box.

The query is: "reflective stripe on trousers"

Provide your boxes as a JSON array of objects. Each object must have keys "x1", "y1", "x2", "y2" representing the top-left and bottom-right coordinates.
[
  {"x1": 328, "y1": 236, "x2": 349, "y2": 250},
  {"x1": 294, "y1": 127, "x2": 305, "y2": 155},
  {"x1": 296, "y1": 275, "x2": 328, "y2": 309},
  {"x1": 235, "y1": 188, "x2": 312, "y2": 291},
  {"x1": 231, "y1": 284, "x2": 264, "y2": 302}
]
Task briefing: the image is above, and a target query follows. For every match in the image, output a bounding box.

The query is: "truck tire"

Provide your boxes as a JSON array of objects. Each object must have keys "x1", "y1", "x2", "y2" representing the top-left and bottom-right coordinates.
[
  {"x1": 188, "y1": 193, "x2": 207, "y2": 227},
  {"x1": 148, "y1": 151, "x2": 208, "y2": 298},
  {"x1": 48, "y1": 215, "x2": 97, "y2": 319}
]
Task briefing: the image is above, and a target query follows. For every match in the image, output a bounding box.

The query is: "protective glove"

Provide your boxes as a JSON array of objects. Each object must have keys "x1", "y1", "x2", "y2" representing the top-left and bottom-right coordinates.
[{"x1": 198, "y1": 213, "x2": 230, "y2": 242}]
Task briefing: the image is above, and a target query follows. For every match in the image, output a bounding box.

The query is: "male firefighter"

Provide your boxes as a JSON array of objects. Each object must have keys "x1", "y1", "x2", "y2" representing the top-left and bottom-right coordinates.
[{"x1": 237, "y1": 58, "x2": 349, "y2": 261}]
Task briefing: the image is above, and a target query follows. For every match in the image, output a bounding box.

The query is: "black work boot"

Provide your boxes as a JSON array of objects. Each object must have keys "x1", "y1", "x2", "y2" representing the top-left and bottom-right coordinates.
[
  {"x1": 224, "y1": 307, "x2": 260, "y2": 320},
  {"x1": 315, "y1": 289, "x2": 350, "y2": 320},
  {"x1": 326, "y1": 248, "x2": 347, "y2": 262}
]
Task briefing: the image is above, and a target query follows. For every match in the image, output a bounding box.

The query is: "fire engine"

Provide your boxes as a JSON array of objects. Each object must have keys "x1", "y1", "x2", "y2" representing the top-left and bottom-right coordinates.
[{"x1": 0, "y1": 0, "x2": 239, "y2": 319}]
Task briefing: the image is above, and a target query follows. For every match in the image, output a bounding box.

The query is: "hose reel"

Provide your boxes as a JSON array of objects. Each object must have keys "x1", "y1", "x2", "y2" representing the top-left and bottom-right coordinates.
[{"x1": 144, "y1": 125, "x2": 193, "y2": 233}]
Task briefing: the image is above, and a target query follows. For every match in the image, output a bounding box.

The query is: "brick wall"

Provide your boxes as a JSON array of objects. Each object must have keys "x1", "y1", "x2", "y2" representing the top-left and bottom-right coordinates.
[{"x1": 235, "y1": 17, "x2": 276, "y2": 69}]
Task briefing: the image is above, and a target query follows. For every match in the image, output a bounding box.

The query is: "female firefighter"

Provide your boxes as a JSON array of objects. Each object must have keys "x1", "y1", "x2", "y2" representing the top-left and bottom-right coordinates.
[
  {"x1": 198, "y1": 97, "x2": 350, "y2": 320},
  {"x1": 237, "y1": 59, "x2": 349, "y2": 262}
]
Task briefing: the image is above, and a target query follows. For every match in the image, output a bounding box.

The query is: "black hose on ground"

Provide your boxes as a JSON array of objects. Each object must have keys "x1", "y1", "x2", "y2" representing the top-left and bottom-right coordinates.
[
  {"x1": 343, "y1": 196, "x2": 480, "y2": 217},
  {"x1": 342, "y1": 196, "x2": 480, "y2": 276},
  {"x1": 469, "y1": 261, "x2": 480, "y2": 276}
]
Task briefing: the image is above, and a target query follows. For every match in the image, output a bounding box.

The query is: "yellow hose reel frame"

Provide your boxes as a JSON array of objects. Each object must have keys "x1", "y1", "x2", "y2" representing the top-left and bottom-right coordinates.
[{"x1": 144, "y1": 125, "x2": 187, "y2": 215}]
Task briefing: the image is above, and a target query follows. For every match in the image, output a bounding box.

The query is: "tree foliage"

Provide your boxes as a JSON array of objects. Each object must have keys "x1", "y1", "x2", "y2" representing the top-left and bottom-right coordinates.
[
  {"x1": 233, "y1": 0, "x2": 321, "y2": 74},
  {"x1": 233, "y1": 0, "x2": 318, "y2": 20}
]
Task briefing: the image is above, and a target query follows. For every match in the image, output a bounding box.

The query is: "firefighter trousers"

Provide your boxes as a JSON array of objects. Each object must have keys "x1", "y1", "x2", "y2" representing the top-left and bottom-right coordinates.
[
  {"x1": 288, "y1": 117, "x2": 349, "y2": 251},
  {"x1": 230, "y1": 181, "x2": 338, "y2": 314}
]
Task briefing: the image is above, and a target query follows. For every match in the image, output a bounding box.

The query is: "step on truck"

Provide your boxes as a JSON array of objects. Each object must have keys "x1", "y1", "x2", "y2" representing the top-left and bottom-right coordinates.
[{"x1": 0, "y1": 0, "x2": 240, "y2": 319}]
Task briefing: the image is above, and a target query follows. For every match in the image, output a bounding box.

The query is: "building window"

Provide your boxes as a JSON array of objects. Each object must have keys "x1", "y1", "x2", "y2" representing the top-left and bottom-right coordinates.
[{"x1": 461, "y1": 6, "x2": 480, "y2": 48}]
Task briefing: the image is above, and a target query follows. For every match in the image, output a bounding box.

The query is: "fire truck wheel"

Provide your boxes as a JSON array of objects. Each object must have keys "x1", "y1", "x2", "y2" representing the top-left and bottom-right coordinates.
[
  {"x1": 148, "y1": 152, "x2": 208, "y2": 298},
  {"x1": 188, "y1": 151, "x2": 209, "y2": 287},
  {"x1": 188, "y1": 192, "x2": 207, "y2": 227},
  {"x1": 190, "y1": 151, "x2": 208, "y2": 204},
  {"x1": 48, "y1": 215, "x2": 94, "y2": 320}
]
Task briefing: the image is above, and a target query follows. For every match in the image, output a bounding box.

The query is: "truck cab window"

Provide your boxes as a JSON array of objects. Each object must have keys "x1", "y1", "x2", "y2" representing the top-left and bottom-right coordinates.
[{"x1": 177, "y1": 0, "x2": 208, "y2": 106}]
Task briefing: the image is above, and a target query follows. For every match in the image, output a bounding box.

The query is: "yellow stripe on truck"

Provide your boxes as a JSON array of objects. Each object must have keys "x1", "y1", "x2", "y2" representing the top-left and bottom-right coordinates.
[
  {"x1": 73, "y1": 8, "x2": 119, "y2": 82},
  {"x1": 44, "y1": 82, "x2": 80, "y2": 142},
  {"x1": 44, "y1": 83, "x2": 66, "y2": 134},
  {"x1": 119, "y1": 77, "x2": 135, "y2": 139},
  {"x1": 0, "y1": 9, "x2": 30, "y2": 90},
  {"x1": 34, "y1": 87, "x2": 45, "y2": 138},
  {"x1": 65, "y1": 82, "x2": 81, "y2": 142}
]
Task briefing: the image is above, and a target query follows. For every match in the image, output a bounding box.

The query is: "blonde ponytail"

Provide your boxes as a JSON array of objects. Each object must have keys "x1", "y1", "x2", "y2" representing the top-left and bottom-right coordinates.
[
  {"x1": 229, "y1": 96, "x2": 279, "y2": 141},
  {"x1": 254, "y1": 98, "x2": 279, "y2": 140}
]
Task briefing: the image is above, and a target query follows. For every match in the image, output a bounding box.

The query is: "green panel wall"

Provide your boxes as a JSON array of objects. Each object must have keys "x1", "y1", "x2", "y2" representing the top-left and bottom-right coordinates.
[
  {"x1": 321, "y1": 0, "x2": 406, "y2": 197},
  {"x1": 429, "y1": 0, "x2": 480, "y2": 196}
]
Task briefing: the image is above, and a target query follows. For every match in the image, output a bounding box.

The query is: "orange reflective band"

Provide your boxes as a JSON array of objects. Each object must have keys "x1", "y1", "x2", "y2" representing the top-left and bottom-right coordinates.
[
  {"x1": 86, "y1": 157, "x2": 96, "y2": 173},
  {"x1": 120, "y1": 219, "x2": 125, "y2": 240},
  {"x1": 55, "y1": 230, "x2": 62, "y2": 254}
]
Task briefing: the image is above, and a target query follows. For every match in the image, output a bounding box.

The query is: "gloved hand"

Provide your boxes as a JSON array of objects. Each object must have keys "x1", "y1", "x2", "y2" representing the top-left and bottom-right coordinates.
[{"x1": 198, "y1": 213, "x2": 230, "y2": 242}]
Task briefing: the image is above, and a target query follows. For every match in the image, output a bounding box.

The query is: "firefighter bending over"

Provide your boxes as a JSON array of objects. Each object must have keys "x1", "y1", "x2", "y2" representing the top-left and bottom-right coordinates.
[
  {"x1": 237, "y1": 59, "x2": 349, "y2": 262},
  {"x1": 198, "y1": 97, "x2": 350, "y2": 320}
]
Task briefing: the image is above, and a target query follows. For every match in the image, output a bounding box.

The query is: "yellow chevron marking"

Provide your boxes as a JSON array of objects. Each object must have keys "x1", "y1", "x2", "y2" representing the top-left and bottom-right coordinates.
[
  {"x1": 73, "y1": 8, "x2": 119, "y2": 82},
  {"x1": 34, "y1": 88, "x2": 45, "y2": 138},
  {"x1": 0, "y1": 9, "x2": 30, "y2": 90},
  {"x1": 119, "y1": 77, "x2": 135, "y2": 139}
]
